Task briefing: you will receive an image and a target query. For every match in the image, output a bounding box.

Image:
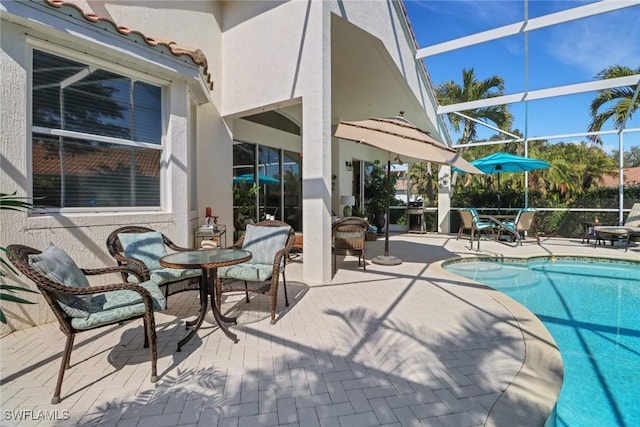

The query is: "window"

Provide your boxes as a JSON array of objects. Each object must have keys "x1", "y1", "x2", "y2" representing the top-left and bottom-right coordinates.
[{"x1": 31, "y1": 49, "x2": 162, "y2": 209}]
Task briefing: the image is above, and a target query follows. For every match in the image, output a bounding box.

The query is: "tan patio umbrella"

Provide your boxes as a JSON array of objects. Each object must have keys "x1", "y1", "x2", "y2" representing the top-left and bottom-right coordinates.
[{"x1": 334, "y1": 113, "x2": 483, "y2": 265}]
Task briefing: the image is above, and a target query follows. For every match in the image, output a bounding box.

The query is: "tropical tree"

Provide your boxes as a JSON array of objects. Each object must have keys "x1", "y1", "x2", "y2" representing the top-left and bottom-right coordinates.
[
  {"x1": 431, "y1": 68, "x2": 514, "y2": 192},
  {"x1": 534, "y1": 142, "x2": 615, "y2": 203},
  {"x1": 587, "y1": 65, "x2": 640, "y2": 144},
  {"x1": 610, "y1": 146, "x2": 640, "y2": 167},
  {"x1": 435, "y1": 68, "x2": 514, "y2": 145},
  {"x1": 407, "y1": 162, "x2": 437, "y2": 203}
]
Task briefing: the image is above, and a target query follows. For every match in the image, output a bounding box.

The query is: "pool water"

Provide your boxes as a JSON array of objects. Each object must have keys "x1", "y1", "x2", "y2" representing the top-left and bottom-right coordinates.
[{"x1": 444, "y1": 258, "x2": 640, "y2": 427}]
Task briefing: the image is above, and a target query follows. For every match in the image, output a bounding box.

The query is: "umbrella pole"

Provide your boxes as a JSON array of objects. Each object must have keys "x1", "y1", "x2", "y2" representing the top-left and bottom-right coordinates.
[
  {"x1": 372, "y1": 158, "x2": 402, "y2": 266},
  {"x1": 497, "y1": 172, "x2": 501, "y2": 215}
]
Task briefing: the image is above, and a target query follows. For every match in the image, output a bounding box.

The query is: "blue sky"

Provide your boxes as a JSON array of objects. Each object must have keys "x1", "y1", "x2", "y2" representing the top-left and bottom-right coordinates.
[{"x1": 404, "y1": 0, "x2": 640, "y2": 154}]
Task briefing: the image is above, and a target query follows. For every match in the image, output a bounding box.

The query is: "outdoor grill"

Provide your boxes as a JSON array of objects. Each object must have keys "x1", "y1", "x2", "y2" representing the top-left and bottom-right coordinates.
[{"x1": 407, "y1": 201, "x2": 426, "y2": 234}]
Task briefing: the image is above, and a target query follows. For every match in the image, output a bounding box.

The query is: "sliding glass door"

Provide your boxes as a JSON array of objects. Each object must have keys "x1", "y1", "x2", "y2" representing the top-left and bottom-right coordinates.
[{"x1": 233, "y1": 142, "x2": 302, "y2": 232}]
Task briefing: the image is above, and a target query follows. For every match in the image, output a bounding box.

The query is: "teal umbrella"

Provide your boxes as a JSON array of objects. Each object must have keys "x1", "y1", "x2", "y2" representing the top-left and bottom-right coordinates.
[
  {"x1": 233, "y1": 173, "x2": 279, "y2": 185},
  {"x1": 470, "y1": 153, "x2": 550, "y2": 211}
]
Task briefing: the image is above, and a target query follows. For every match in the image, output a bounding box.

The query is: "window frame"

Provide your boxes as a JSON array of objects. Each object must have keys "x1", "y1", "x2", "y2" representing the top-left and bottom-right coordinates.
[{"x1": 27, "y1": 40, "x2": 168, "y2": 214}]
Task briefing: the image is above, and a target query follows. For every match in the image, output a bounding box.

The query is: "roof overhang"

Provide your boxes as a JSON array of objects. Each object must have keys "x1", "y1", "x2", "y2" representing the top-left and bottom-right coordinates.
[{"x1": 0, "y1": 0, "x2": 213, "y2": 105}]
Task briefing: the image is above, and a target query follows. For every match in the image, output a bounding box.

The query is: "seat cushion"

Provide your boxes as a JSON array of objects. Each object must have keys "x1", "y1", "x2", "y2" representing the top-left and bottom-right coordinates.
[
  {"x1": 118, "y1": 231, "x2": 167, "y2": 272},
  {"x1": 242, "y1": 224, "x2": 290, "y2": 265},
  {"x1": 218, "y1": 263, "x2": 273, "y2": 282},
  {"x1": 149, "y1": 267, "x2": 201, "y2": 284},
  {"x1": 71, "y1": 280, "x2": 166, "y2": 330},
  {"x1": 593, "y1": 226, "x2": 632, "y2": 236},
  {"x1": 28, "y1": 244, "x2": 92, "y2": 318}
]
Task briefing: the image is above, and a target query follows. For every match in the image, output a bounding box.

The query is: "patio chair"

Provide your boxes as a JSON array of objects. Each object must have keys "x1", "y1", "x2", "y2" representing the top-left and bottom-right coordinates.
[
  {"x1": 457, "y1": 208, "x2": 494, "y2": 249},
  {"x1": 6, "y1": 244, "x2": 166, "y2": 404},
  {"x1": 332, "y1": 216, "x2": 368, "y2": 274},
  {"x1": 107, "y1": 226, "x2": 201, "y2": 304},
  {"x1": 496, "y1": 208, "x2": 540, "y2": 245},
  {"x1": 215, "y1": 220, "x2": 296, "y2": 324},
  {"x1": 593, "y1": 203, "x2": 640, "y2": 251}
]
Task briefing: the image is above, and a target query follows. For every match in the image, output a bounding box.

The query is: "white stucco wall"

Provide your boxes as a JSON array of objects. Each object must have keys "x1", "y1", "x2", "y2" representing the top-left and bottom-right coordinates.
[
  {"x1": 0, "y1": 2, "x2": 214, "y2": 334},
  {"x1": 1, "y1": 0, "x2": 447, "y2": 331}
]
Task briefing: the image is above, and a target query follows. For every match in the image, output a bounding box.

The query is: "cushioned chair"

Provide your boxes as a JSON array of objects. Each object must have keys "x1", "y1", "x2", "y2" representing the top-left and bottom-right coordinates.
[
  {"x1": 6, "y1": 244, "x2": 166, "y2": 404},
  {"x1": 216, "y1": 220, "x2": 295, "y2": 324},
  {"x1": 107, "y1": 226, "x2": 201, "y2": 304},
  {"x1": 497, "y1": 208, "x2": 540, "y2": 245},
  {"x1": 332, "y1": 216, "x2": 368, "y2": 274},
  {"x1": 457, "y1": 208, "x2": 494, "y2": 249}
]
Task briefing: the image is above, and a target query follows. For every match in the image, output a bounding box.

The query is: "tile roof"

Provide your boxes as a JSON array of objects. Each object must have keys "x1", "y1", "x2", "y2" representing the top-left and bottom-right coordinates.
[
  {"x1": 32, "y1": 139, "x2": 160, "y2": 177},
  {"x1": 599, "y1": 166, "x2": 640, "y2": 187},
  {"x1": 43, "y1": 0, "x2": 214, "y2": 90}
]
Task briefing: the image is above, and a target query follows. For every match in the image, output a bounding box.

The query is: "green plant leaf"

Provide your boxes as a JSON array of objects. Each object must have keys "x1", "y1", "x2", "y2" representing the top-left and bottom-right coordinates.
[
  {"x1": 0, "y1": 294, "x2": 35, "y2": 304},
  {"x1": 0, "y1": 284, "x2": 38, "y2": 293},
  {"x1": 0, "y1": 249, "x2": 18, "y2": 276},
  {"x1": 0, "y1": 310, "x2": 6, "y2": 324}
]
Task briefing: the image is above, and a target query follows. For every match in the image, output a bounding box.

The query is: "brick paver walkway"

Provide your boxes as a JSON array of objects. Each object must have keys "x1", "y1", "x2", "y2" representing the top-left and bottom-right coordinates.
[{"x1": 2, "y1": 234, "x2": 637, "y2": 426}]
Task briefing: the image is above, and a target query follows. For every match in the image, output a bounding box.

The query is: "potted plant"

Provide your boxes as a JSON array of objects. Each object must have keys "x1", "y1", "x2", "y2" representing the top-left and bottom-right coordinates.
[
  {"x1": 232, "y1": 182, "x2": 260, "y2": 240},
  {"x1": 364, "y1": 160, "x2": 397, "y2": 234}
]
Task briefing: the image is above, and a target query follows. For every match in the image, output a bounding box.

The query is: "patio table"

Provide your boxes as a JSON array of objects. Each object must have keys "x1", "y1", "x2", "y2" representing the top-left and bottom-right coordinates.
[{"x1": 160, "y1": 248, "x2": 252, "y2": 350}]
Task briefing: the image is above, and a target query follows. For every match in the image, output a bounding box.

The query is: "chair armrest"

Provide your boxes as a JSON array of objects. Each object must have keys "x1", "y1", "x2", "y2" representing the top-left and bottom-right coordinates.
[
  {"x1": 81, "y1": 265, "x2": 144, "y2": 282},
  {"x1": 110, "y1": 254, "x2": 150, "y2": 280},
  {"x1": 273, "y1": 247, "x2": 294, "y2": 270},
  {"x1": 45, "y1": 280, "x2": 153, "y2": 298}
]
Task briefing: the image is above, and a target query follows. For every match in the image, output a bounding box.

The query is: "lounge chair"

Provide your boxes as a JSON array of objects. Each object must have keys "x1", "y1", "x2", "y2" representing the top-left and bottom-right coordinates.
[
  {"x1": 593, "y1": 203, "x2": 640, "y2": 251},
  {"x1": 215, "y1": 220, "x2": 296, "y2": 324},
  {"x1": 7, "y1": 244, "x2": 166, "y2": 404},
  {"x1": 496, "y1": 208, "x2": 540, "y2": 245},
  {"x1": 457, "y1": 208, "x2": 494, "y2": 250},
  {"x1": 332, "y1": 216, "x2": 368, "y2": 274}
]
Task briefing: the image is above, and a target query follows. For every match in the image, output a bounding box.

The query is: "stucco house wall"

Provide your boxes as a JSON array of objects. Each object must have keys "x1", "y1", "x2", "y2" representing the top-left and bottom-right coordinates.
[
  {"x1": 0, "y1": 0, "x2": 447, "y2": 334},
  {"x1": 0, "y1": 0, "x2": 216, "y2": 335}
]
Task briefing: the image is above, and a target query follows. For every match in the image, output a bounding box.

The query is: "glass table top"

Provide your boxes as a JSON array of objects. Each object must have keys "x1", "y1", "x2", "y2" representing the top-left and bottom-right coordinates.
[{"x1": 160, "y1": 248, "x2": 252, "y2": 269}]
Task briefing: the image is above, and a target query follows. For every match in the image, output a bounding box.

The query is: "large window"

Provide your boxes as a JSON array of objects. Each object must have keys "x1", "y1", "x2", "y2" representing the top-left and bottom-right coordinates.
[{"x1": 31, "y1": 49, "x2": 162, "y2": 209}]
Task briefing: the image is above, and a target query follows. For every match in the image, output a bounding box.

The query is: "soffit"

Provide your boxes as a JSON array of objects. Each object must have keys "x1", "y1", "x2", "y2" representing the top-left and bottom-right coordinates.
[{"x1": 330, "y1": 14, "x2": 439, "y2": 139}]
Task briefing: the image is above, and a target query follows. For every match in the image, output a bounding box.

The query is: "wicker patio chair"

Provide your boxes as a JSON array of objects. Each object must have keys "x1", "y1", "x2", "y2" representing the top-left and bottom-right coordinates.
[
  {"x1": 215, "y1": 220, "x2": 296, "y2": 324},
  {"x1": 332, "y1": 216, "x2": 368, "y2": 274},
  {"x1": 107, "y1": 226, "x2": 201, "y2": 304},
  {"x1": 6, "y1": 244, "x2": 166, "y2": 404}
]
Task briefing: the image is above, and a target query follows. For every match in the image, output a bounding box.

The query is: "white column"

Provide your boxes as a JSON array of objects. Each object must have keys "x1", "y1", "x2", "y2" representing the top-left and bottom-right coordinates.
[
  {"x1": 301, "y1": 1, "x2": 332, "y2": 284},
  {"x1": 166, "y1": 81, "x2": 191, "y2": 246},
  {"x1": 438, "y1": 165, "x2": 451, "y2": 233}
]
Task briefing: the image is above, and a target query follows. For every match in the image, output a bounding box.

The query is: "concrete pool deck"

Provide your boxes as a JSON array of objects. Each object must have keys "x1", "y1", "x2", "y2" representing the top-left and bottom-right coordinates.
[{"x1": 2, "y1": 234, "x2": 639, "y2": 426}]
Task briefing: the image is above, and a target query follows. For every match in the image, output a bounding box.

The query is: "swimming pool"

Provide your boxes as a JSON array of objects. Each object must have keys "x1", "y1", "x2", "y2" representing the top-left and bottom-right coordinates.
[{"x1": 444, "y1": 257, "x2": 640, "y2": 427}]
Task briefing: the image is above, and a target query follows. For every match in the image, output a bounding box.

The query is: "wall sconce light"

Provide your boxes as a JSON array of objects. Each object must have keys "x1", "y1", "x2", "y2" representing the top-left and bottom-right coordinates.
[{"x1": 345, "y1": 160, "x2": 353, "y2": 171}]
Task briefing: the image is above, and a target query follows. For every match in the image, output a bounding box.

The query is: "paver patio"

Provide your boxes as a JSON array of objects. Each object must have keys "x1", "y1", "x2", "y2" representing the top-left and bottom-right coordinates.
[{"x1": 2, "y1": 234, "x2": 639, "y2": 427}]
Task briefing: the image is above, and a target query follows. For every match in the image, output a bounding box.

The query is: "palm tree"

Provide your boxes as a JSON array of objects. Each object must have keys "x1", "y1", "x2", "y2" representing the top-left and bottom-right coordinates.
[
  {"x1": 434, "y1": 68, "x2": 514, "y2": 191},
  {"x1": 587, "y1": 65, "x2": 640, "y2": 144},
  {"x1": 435, "y1": 68, "x2": 514, "y2": 144}
]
